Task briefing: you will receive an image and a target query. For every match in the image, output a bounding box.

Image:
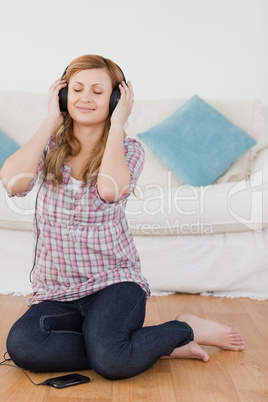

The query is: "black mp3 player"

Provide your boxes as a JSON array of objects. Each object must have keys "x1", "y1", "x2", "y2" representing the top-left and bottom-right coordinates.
[{"x1": 43, "y1": 373, "x2": 90, "y2": 388}]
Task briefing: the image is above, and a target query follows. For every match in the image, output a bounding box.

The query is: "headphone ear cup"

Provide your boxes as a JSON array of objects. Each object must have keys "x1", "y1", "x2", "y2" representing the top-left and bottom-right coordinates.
[
  {"x1": 109, "y1": 87, "x2": 121, "y2": 115},
  {"x1": 59, "y1": 86, "x2": 68, "y2": 113}
]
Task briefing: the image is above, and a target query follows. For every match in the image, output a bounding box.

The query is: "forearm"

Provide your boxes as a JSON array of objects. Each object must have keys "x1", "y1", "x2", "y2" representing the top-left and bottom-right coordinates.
[
  {"x1": 1, "y1": 118, "x2": 56, "y2": 193},
  {"x1": 97, "y1": 123, "x2": 130, "y2": 201}
]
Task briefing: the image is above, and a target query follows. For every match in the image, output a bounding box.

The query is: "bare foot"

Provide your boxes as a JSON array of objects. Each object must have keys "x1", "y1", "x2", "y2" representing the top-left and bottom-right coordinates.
[
  {"x1": 176, "y1": 313, "x2": 245, "y2": 351},
  {"x1": 161, "y1": 341, "x2": 210, "y2": 362}
]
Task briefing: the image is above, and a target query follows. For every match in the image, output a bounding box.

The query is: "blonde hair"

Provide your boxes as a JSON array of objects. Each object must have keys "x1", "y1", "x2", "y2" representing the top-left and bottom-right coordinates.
[{"x1": 43, "y1": 55, "x2": 125, "y2": 187}]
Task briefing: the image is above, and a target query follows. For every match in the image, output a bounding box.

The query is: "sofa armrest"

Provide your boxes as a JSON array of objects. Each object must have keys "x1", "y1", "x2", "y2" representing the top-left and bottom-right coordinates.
[{"x1": 251, "y1": 147, "x2": 268, "y2": 182}]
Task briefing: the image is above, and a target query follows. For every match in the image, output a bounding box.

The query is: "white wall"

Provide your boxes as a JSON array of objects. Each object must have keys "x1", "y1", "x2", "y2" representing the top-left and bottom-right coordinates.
[{"x1": 0, "y1": 0, "x2": 267, "y2": 105}]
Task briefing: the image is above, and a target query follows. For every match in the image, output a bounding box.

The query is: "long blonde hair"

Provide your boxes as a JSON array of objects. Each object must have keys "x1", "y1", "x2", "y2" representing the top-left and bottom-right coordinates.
[{"x1": 43, "y1": 55, "x2": 125, "y2": 187}]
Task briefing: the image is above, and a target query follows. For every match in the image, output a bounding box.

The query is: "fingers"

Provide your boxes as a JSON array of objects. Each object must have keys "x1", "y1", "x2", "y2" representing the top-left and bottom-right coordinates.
[
  {"x1": 118, "y1": 80, "x2": 134, "y2": 107},
  {"x1": 119, "y1": 80, "x2": 133, "y2": 95},
  {"x1": 47, "y1": 78, "x2": 67, "y2": 122},
  {"x1": 49, "y1": 78, "x2": 67, "y2": 95},
  {"x1": 110, "y1": 80, "x2": 134, "y2": 124}
]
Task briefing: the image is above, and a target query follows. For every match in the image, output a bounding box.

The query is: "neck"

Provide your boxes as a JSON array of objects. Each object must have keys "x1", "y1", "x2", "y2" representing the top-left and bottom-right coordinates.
[{"x1": 72, "y1": 121, "x2": 107, "y2": 153}]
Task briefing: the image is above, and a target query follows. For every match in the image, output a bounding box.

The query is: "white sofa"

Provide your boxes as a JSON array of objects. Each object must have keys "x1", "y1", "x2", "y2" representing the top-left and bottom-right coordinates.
[{"x1": 1, "y1": 91, "x2": 268, "y2": 300}]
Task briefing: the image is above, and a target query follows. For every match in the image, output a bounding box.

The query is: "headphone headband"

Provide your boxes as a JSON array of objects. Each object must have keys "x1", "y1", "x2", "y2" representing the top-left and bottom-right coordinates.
[{"x1": 61, "y1": 66, "x2": 68, "y2": 79}]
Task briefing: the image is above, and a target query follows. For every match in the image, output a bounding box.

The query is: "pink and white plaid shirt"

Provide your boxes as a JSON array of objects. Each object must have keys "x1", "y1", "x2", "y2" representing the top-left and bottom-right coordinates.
[{"x1": 8, "y1": 137, "x2": 150, "y2": 305}]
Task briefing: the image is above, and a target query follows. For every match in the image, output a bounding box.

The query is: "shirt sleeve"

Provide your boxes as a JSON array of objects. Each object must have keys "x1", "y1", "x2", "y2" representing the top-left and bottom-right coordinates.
[
  {"x1": 124, "y1": 137, "x2": 145, "y2": 193},
  {"x1": 7, "y1": 137, "x2": 56, "y2": 198},
  {"x1": 96, "y1": 137, "x2": 145, "y2": 205}
]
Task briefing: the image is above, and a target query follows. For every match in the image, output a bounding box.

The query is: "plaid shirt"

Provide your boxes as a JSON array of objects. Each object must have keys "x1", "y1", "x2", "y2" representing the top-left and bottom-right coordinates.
[{"x1": 8, "y1": 137, "x2": 150, "y2": 304}]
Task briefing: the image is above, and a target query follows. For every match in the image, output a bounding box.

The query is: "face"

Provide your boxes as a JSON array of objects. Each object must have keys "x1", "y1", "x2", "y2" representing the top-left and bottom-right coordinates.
[{"x1": 67, "y1": 68, "x2": 113, "y2": 127}]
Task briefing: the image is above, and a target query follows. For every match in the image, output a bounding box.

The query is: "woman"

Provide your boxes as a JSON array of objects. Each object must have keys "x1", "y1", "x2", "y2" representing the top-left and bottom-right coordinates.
[{"x1": 1, "y1": 55, "x2": 245, "y2": 380}]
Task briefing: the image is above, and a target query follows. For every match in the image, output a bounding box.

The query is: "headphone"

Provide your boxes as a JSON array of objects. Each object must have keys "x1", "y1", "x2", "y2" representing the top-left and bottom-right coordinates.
[{"x1": 59, "y1": 62, "x2": 127, "y2": 115}]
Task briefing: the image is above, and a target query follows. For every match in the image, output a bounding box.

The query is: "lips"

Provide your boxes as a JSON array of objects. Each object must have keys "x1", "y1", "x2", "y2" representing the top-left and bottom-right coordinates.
[{"x1": 76, "y1": 107, "x2": 95, "y2": 112}]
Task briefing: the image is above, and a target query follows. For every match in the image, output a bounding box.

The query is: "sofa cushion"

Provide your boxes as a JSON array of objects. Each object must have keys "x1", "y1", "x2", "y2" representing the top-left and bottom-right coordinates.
[
  {"x1": 137, "y1": 95, "x2": 257, "y2": 186},
  {"x1": 127, "y1": 99, "x2": 268, "y2": 189},
  {"x1": 0, "y1": 129, "x2": 20, "y2": 166},
  {"x1": 126, "y1": 163, "x2": 268, "y2": 235},
  {"x1": 1, "y1": 147, "x2": 268, "y2": 235}
]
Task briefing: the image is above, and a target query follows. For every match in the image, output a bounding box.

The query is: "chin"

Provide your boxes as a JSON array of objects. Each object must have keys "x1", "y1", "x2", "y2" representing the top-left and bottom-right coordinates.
[{"x1": 70, "y1": 110, "x2": 109, "y2": 126}]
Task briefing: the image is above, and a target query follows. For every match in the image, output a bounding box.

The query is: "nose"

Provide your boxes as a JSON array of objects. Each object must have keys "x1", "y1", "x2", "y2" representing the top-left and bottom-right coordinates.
[{"x1": 81, "y1": 93, "x2": 93, "y2": 103}]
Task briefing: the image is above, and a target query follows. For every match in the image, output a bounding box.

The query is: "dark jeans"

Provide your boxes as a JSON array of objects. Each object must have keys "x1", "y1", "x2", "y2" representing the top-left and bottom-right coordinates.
[{"x1": 6, "y1": 282, "x2": 194, "y2": 380}]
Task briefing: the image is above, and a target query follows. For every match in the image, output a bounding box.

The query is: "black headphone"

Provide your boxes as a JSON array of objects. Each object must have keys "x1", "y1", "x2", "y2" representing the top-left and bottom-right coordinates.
[{"x1": 59, "y1": 62, "x2": 127, "y2": 115}]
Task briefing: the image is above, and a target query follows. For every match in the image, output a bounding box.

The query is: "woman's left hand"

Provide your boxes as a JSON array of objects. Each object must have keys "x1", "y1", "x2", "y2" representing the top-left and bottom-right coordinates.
[{"x1": 110, "y1": 80, "x2": 134, "y2": 128}]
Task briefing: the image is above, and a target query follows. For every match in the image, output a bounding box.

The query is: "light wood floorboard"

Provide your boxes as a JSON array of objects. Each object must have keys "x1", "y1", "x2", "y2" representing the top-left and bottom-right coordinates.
[{"x1": 0, "y1": 293, "x2": 267, "y2": 401}]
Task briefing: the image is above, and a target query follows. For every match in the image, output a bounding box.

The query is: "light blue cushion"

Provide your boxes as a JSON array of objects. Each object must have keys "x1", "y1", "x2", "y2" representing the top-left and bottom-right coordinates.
[
  {"x1": 137, "y1": 95, "x2": 257, "y2": 186},
  {"x1": 0, "y1": 129, "x2": 20, "y2": 166}
]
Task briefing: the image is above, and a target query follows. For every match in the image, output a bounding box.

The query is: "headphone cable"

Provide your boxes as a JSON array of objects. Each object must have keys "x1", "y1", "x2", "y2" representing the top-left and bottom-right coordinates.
[{"x1": 0, "y1": 352, "x2": 47, "y2": 386}]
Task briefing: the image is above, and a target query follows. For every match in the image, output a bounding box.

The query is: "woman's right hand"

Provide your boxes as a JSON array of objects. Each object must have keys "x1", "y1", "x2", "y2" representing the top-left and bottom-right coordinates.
[{"x1": 46, "y1": 78, "x2": 67, "y2": 132}]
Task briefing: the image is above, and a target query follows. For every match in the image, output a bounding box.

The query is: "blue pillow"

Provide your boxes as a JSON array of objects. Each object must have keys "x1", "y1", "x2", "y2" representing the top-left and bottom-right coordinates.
[
  {"x1": 0, "y1": 129, "x2": 20, "y2": 166},
  {"x1": 137, "y1": 95, "x2": 257, "y2": 186}
]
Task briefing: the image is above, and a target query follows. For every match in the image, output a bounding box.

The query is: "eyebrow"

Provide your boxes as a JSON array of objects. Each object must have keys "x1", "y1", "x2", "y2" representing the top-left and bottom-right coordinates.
[{"x1": 72, "y1": 81, "x2": 105, "y2": 87}]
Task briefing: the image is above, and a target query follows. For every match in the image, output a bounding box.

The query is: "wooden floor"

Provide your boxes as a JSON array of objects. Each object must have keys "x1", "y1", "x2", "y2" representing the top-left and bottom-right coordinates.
[{"x1": 0, "y1": 293, "x2": 267, "y2": 402}]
